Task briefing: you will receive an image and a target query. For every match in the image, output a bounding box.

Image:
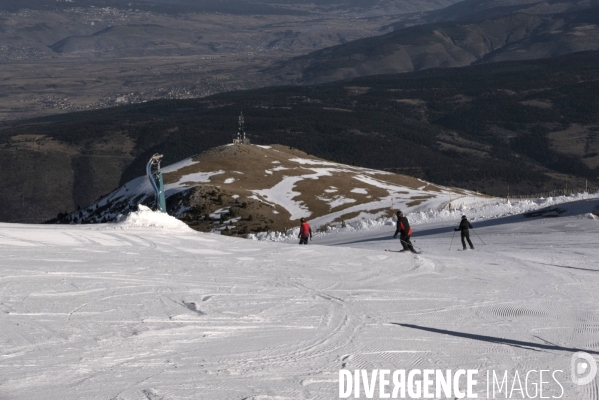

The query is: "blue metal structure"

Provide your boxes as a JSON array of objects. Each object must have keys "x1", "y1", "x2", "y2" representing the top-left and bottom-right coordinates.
[{"x1": 146, "y1": 154, "x2": 167, "y2": 213}]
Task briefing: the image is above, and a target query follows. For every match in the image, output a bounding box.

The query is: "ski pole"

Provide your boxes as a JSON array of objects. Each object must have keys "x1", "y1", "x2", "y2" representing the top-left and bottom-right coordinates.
[
  {"x1": 471, "y1": 228, "x2": 486, "y2": 245},
  {"x1": 449, "y1": 230, "x2": 456, "y2": 251}
]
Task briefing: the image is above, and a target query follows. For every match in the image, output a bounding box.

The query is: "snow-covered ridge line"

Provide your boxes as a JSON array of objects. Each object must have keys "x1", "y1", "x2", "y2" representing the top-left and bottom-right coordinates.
[{"x1": 248, "y1": 192, "x2": 599, "y2": 241}]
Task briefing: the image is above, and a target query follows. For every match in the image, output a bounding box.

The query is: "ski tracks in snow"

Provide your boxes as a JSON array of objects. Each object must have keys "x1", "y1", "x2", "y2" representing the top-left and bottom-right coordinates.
[{"x1": 2, "y1": 216, "x2": 599, "y2": 398}]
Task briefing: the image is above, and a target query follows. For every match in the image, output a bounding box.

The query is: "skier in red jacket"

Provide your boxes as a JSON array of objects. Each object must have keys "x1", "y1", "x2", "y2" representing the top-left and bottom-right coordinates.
[
  {"x1": 298, "y1": 217, "x2": 312, "y2": 245},
  {"x1": 393, "y1": 210, "x2": 416, "y2": 253}
]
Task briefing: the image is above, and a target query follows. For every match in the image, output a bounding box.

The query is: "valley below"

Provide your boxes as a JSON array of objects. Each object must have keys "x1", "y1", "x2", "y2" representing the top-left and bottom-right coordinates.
[{"x1": 0, "y1": 2, "x2": 424, "y2": 121}]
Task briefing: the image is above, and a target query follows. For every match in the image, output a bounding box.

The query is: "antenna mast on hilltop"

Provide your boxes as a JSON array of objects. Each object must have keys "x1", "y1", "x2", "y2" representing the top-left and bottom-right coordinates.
[
  {"x1": 233, "y1": 112, "x2": 250, "y2": 145},
  {"x1": 238, "y1": 111, "x2": 245, "y2": 141}
]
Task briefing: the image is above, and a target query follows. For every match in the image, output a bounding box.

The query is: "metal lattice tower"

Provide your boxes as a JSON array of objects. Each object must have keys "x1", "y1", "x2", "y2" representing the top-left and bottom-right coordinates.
[{"x1": 238, "y1": 112, "x2": 245, "y2": 141}]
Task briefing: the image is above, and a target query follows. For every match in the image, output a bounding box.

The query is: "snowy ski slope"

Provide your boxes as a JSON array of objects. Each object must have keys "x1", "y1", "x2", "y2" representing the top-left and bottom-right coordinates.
[{"x1": 1, "y1": 198, "x2": 599, "y2": 399}]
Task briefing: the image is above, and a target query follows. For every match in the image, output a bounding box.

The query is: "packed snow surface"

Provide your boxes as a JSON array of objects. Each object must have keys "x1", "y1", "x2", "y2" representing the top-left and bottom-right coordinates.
[
  {"x1": 1, "y1": 198, "x2": 599, "y2": 399},
  {"x1": 116, "y1": 205, "x2": 193, "y2": 230}
]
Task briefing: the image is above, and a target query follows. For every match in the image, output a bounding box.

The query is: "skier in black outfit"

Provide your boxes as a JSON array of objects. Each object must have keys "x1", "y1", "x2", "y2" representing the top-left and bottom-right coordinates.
[
  {"x1": 455, "y1": 215, "x2": 474, "y2": 250},
  {"x1": 393, "y1": 211, "x2": 416, "y2": 253}
]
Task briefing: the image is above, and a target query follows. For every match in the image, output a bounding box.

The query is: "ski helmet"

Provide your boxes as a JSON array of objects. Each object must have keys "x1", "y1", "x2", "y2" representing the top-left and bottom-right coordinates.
[{"x1": 462, "y1": 215, "x2": 467, "y2": 219}]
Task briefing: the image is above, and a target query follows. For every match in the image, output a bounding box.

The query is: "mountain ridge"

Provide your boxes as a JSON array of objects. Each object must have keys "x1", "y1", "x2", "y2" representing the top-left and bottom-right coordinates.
[
  {"x1": 267, "y1": 6, "x2": 599, "y2": 84},
  {"x1": 409, "y1": 0, "x2": 597, "y2": 25}
]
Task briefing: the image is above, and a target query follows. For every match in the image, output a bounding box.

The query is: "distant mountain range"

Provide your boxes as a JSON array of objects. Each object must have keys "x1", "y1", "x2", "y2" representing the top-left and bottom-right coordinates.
[
  {"x1": 2, "y1": 0, "x2": 598, "y2": 122},
  {"x1": 0, "y1": 0, "x2": 467, "y2": 122},
  {"x1": 268, "y1": 5, "x2": 599, "y2": 84},
  {"x1": 403, "y1": 0, "x2": 596, "y2": 24}
]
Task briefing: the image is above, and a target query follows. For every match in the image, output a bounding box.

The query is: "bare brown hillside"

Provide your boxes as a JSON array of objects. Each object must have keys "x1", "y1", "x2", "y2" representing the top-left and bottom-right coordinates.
[{"x1": 59, "y1": 144, "x2": 484, "y2": 235}]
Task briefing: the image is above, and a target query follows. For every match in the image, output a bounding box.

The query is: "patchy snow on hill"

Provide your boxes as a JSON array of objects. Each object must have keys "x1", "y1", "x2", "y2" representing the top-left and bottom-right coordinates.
[
  {"x1": 170, "y1": 170, "x2": 225, "y2": 189},
  {"x1": 63, "y1": 144, "x2": 484, "y2": 231},
  {"x1": 161, "y1": 157, "x2": 199, "y2": 173}
]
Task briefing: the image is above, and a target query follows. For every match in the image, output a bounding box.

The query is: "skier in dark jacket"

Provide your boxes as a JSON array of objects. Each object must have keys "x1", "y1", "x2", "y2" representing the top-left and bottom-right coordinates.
[
  {"x1": 393, "y1": 211, "x2": 416, "y2": 253},
  {"x1": 455, "y1": 215, "x2": 474, "y2": 250},
  {"x1": 298, "y1": 217, "x2": 312, "y2": 245}
]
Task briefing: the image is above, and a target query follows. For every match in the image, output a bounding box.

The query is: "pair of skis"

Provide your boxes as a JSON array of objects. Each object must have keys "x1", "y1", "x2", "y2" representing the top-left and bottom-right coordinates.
[
  {"x1": 384, "y1": 249, "x2": 421, "y2": 254},
  {"x1": 386, "y1": 226, "x2": 485, "y2": 254},
  {"x1": 385, "y1": 237, "x2": 422, "y2": 254}
]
